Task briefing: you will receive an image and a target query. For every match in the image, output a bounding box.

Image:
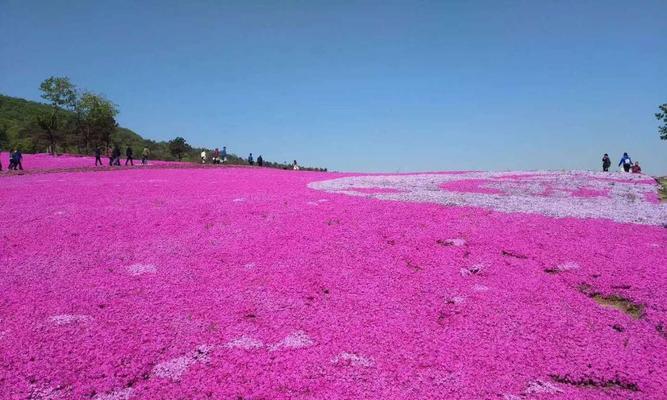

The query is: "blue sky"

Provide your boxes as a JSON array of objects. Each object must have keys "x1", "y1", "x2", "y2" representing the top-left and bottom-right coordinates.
[{"x1": 1, "y1": 0, "x2": 666, "y2": 173}]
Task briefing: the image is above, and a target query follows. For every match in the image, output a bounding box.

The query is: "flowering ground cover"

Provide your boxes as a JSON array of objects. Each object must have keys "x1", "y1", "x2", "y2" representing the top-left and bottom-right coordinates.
[
  {"x1": 0, "y1": 164, "x2": 666, "y2": 399},
  {"x1": 0, "y1": 152, "x2": 179, "y2": 174}
]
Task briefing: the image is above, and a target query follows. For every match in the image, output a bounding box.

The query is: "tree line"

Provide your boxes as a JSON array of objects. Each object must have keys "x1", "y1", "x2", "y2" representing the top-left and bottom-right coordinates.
[{"x1": 0, "y1": 77, "x2": 327, "y2": 170}]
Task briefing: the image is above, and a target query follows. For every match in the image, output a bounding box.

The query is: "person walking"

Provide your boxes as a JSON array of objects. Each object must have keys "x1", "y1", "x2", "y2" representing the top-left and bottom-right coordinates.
[
  {"x1": 201, "y1": 150, "x2": 207, "y2": 164},
  {"x1": 248, "y1": 153, "x2": 254, "y2": 165},
  {"x1": 142, "y1": 147, "x2": 150, "y2": 165},
  {"x1": 618, "y1": 152, "x2": 632, "y2": 172},
  {"x1": 257, "y1": 155, "x2": 263, "y2": 167},
  {"x1": 11, "y1": 149, "x2": 23, "y2": 170},
  {"x1": 221, "y1": 146, "x2": 227, "y2": 164},
  {"x1": 212, "y1": 148, "x2": 220, "y2": 164},
  {"x1": 602, "y1": 153, "x2": 611, "y2": 172},
  {"x1": 293, "y1": 160, "x2": 300, "y2": 171},
  {"x1": 631, "y1": 162, "x2": 642, "y2": 174},
  {"x1": 95, "y1": 147, "x2": 103, "y2": 166},
  {"x1": 112, "y1": 145, "x2": 121, "y2": 166},
  {"x1": 8, "y1": 149, "x2": 16, "y2": 170},
  {"x1": 125, "y1": 146, "x2": 134, "y2": 166}
]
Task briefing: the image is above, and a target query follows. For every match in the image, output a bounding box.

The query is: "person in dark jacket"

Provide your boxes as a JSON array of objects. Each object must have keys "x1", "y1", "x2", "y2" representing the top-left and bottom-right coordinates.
[
  {"x1": 221, "y1": 146, "x2": 227, "y2": 164},
  {"x1": 602, "y1": 153, "x2": 611, "y2": 172},
  {"x1": 125, "y1": 146, "x2": 134, "y2": 166},
  {"x1": 95, "y1": 147, "x2": 103, "y2": 166},
  {"x1": 257, "y1": 155, "x2": 263, "y2": 167},
  {"x1": 212, "y1": 148, "x2": 220, "y2": 164},
  {"x1": 618, "y1": 152, "x2": 632, "y2": 172},
  {"x1": 248, "y1": 153, "x2": 254, "y2": 165},
  {"x1": 11, "y1": 149, "x2": 23, "y2": 170},
  {"x1": 112, "y1": 146, "x2": 121, "y2": 166}
]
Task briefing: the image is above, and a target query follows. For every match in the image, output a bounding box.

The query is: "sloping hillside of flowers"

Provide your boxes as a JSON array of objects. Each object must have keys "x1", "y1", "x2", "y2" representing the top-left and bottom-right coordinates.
[{"x1": 0, "y1": 166, "x2": 665, "y2": 399}]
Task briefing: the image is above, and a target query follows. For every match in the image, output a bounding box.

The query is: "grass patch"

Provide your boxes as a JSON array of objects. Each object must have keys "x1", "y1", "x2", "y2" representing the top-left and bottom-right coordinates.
[
  {"x1": 578, "y1": 284, "x2": 645, "y2": 319},
  {"x1": 658, "y1": 177, "x2": 667, "y2": 202},
  {"x1": 550, "y1": 374, "x2": 639, "y2": 392}
]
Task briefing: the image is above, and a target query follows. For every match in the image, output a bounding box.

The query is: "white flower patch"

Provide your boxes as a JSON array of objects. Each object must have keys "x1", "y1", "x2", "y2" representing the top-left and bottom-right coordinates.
[
  {"x1": 460, "y1": 264, "x2": 484, "y2": 277},
  {"x1": 308, "y1": 171, "x2": 667, "y2": 225},
  {"x1": 442, "y1": 238, "x2": 466, "y2": 247},
  {"x1": 152, "y1": 345, "x2": 213, "y2": 381},
  {"x1": 306, "y1": 201, "x2": 319, "y2": 206},
  {"x1": 232, "y1": 198, "x2": 245, "y2": 203},
  {"x1": 93, "y1": 388, "x2": 133, "y2": 400},
  {"x1": 29, "y1": 384, "x2": 66, "y2": 400},
  {"x1": 472, "y1": 284, "x2": 489, "y2": 292},
  {"x1": 524, "y1": 379, "x2": 562, "y2": 394},
  {"x1": 447, "y1": 296, "x2": 465, "y2": 304},
  {"x1": 269, "y1": 331, "x2": 314, "y2": 351},
  {"x1": 224, "y1": 336, "x2": 264, "y2": 350},
  {"x1": 317, "y1": 199, "x2": 329, "y2": 203},
  {"x1": 555, "y1": 261, "x2": 580, "y2": 272},
  {"x1": 331, "y1": 352, "x2": 374, "y2": 367},
  {"x1": 49, "y1": 314, "x2": 92, "y2": 326},
  {"x1": 126, "y1": 263, "x2": 157, "y2": 276}
]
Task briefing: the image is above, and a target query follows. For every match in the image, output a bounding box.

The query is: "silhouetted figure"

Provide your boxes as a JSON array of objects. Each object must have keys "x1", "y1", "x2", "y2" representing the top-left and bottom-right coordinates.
[
  {"x1": 125, "y1": 146, "x2": 134, "y2": 166},
  {"x1": 618, "y1": 152, "x2": 632, "y2": 172},
  {"x1": 112, "y1": 146, "x2": 121, "y2": 166},
  {"x1": 248, "y1": 153, "x2": 254, "y2": 165},
  {"x1": 11, "y1": 149, "x2": 23, "y2": 170},
  {"x1": 8, "y1": 150, "x2": 16, "y2": 170},
  {"x1": 293, "y1": 160, "x2": 299, "y2": 171},
  {"x1": 221, "y1": 146, "x2": 227, "y2": 163},
  {"x1": 212, "y1": 148, "x2": 220, "y2": 164},
  {"x1": 257, "y1": 155, "x2": 263, "y2": 167},
  {"x1": 142, "y1": 147, "x2": 149, "y2": 165},
  {"x1": 95, "y1": 147, "x2": 103, "y2": 166},
  {"x1": 631, "y1": 162, "x2": 642, "y2": 174},
  {"x1": 602, "y1": 153, "x2": 611, "y2": 172}
]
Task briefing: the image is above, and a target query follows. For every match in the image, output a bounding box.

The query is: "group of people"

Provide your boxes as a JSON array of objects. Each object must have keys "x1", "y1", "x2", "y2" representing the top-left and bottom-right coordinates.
[
  {"x1": 1, "y1": 149, "x2": 23, "y2": 171},
  {"x1": 199, "y1": 147, "x2": 300, "y2": 170},
  {"x1": 602, "y1": 152, "x2": 641, "y2": 173},
  {"x1": 200, "y1": 146, "x2": 228, "y2": 164},
  {"x1": 95, "y1": 146, "x2": 150, "y2": 167}
]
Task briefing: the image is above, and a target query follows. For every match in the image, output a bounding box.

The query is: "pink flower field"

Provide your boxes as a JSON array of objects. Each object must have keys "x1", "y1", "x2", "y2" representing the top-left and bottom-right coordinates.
[{"x1": 1, "y1": 162, "x2": 666, "y2": 399}]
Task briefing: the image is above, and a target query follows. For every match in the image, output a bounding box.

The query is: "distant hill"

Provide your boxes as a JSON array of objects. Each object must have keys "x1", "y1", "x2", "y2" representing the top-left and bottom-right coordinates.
[{"x1": 0, "y1": 94, "x2": 325, "y2": 170}]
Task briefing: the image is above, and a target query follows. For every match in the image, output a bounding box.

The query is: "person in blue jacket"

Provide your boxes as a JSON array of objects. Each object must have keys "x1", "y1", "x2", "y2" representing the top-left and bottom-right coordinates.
[{"x1": 618, "y1": 152, "x2": 632, "y2": 172}]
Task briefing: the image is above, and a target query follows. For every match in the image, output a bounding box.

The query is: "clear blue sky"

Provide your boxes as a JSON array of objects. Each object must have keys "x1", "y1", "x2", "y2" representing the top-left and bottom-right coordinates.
[{"x1": 1, "y1": 0, "x2": 665, "y2": 173}]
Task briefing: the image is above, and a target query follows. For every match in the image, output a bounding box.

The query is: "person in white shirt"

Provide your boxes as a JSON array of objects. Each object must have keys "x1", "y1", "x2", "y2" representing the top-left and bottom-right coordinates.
[{"x1": 200, "y1": 150, "x2": 207, "y2": 164}]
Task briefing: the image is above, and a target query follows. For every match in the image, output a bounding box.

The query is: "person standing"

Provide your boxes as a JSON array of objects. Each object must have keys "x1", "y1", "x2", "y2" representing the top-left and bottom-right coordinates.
[
  {"x1": 12, "y1": 149, "x2": 23, "y2": 170},
  {"x1": 95, "y1": 147, "x2": 103, "y2": 166},
  {"x1": 212, "y1": 148, "x2": 220, "y2": 164},
  {"x1": 248, "y1": 153, "x2": 254, "y2": 165},
  {"x1": 631, "y1": 162, "x2": 642, "y2": 174},
  {"x1": 7, "y1": 150, "x2": 14, "y2": 170},
  {"x1": 601, "y1": 153, "x2": 611, "y2": 172},
  {"x1": 618, "y1": 152, "x2": 632, "y2": 172},
  {"x1": 125, "y1": 146, "x2": 134, "y2": 166},
  {"x1": 293, "y1": 160, "x2": 300, "y2": 170},
  {"x1": 201, "y1": 150, "x2": 207, "y2": 164},
  {"x1": 112, "y1": 145, "x2": 121, "y2": 166},
  {"x1": 221, "y1": 146, "x2": 227, "y2": 164},
  {"x1": 257, "y1": 155, "x2": 263, "y2": 167},
  {"x1": 142, "y1": 147, "x2": 150, "y2": 165}
]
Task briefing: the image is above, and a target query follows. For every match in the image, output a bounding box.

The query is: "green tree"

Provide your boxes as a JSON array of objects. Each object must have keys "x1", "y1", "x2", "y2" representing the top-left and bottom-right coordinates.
[
  {"x1": 168, "y1": 136, "x2": 191, "y2": 161},
  {"x1": 77, "y1": 92, "x2": 119, "y2": 150},
  {"x1": 38, "y1": 76, "x2": 77, "y2": 154},
  {"x1": 656, "y1": 103, "x2": 667, "y2": 140}
]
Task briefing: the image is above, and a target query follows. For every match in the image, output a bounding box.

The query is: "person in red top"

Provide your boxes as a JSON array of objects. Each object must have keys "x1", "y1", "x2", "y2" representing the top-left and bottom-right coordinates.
[{"x1": 631, "y1": 162, "x2": 642, "y2": 173}]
